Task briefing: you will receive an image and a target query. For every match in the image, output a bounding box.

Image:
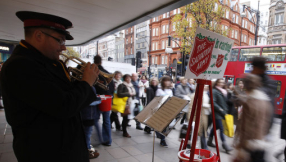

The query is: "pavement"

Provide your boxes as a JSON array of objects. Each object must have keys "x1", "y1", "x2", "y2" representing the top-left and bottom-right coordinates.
[{"x1": 0, "y1": 109, "x2": 284, "y2": 162}]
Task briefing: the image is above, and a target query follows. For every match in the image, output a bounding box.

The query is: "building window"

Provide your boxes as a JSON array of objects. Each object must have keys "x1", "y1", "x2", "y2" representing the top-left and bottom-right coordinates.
[
  {"x1": 155, "y1": 56, "x2": 158, "y2": 64},
  {"x1": 245, "y1": 21, "x2": 248, "y2": 29},
  {"x1": 232, "y1": 14, "x2": 235, "y2": 23},
  {"x1": 131, "y1": 28, "x2": 133, "y2": 33},
  {"x1": 235, "y1": 30, "x2": 238, "y2": 39},
  {"x1": 166, "y1": 25, "x2": 169, "y2": 33},
  {"x1": 236, "y1": 16, "x2": 239, "y2": 24},
  {"x1": 265, "y1": 20, "x2": 268, "y2": 25},
  {"x1": 266, "y1": 12, "x2": 268, "y2": 16},
  {"x1": 156, "y1": 17, "x2": 159, "y2": 21},
  {"x1": 165, "y1": 56, "x2": 168, "y2": 65},
  {"x1": 273, "y1": 39, "x2": 282, "y2": 44},
  {"x1": 156, "y1": 42, "x2": 158, "y2": 50},
  {"x1": 231, "y1": 30, "x2": 234, "y2": 38},
  {"x1": 131, "y1": 36, "x2": 132, "y2": 43},
  {"x1": 156, "y1": 28, "x2": 159, "y2": 36},
  {"x1": 167, "y1": 12, "x2": 170, "y2": 17},
  {"x1": 173, "y1": 9, "x2": 177, "y2": 15},
  {"x1": 244, "y1": 35, "x2": 247, "y2": 43},
  {"x1": 152, "y1": 43, "x2": 155, "y2": 50},
  {"x1": 152, "y1": 57, "x2": 154, "y2": 64},
  {"x1": 126, "y1": 29, "x2": 128, "y2": 34},
  {"x1": 153, "y1": 28, "x2": 155, "y2": 36},
  {"x1": 166, "y1": 40, "x2": 168, "y2": 48},
  {"x1": 162, "y1": 56, "x2": 165, "y2": 65},
  {"x1": 162, "y1": 40, "x2": 165, "y2": 49},
  {"x1": 226, "y1": 10, "x2": 229, "y2": 19},
  {"x1": 162, "y1": 25, "x2": 165, "y2": 34},
  {"x1": 131, "y1": 47, "x2": 132, "y2": 54},
  {"x1": 138, "y1": 43, "x2": 140, "y2": 48},
  {"x1": 153, "y1": 17, "x2": 155, "y2": 22},
  {"x1": 275, "y1": 13, "x2": 284, "y2": 25},
  {"x1": 126, "y1": 38, "x2": 128, "y2": 44},
  {"x1": 173, "y1": 23, "x2": 176, "y2": 31},
  {"x1": 163, "y1": 13, "x2": 166, "y2": 18},
  {"x1": 178, "y1": 8, "x2": 180, "y2": 13},
  {"x1": 242, "y1": 19, "x2": 244, "y2": 27}
]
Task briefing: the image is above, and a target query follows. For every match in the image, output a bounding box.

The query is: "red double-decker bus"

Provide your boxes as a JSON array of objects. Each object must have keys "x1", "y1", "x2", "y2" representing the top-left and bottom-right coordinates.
[{"x1": 224, "y1": 44, "x2": 286, "y2": 116}]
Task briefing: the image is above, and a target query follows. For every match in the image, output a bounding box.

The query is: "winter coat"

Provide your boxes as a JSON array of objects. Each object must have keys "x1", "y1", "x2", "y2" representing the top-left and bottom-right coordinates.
[
  {"x1": 156, "y1": 88, "x2": 173, "y2": 97},
  {"x1": 131, "y1": 80, "x2": 140, "y2": 100},
  {"x1": 146, "y1": 86, "x2": 157, "y2": 105},
  {"x1": 281, "y1": 96, "x2": 286, "y2": 140},
  {"x1": 94, "y1": 65, "x2": 115, "y2": 96},
  {"x1": 138, "y1": 80, "x2": 149, "y2": 98},
  {"x1": 212, "y1": 88, "x2": 228, "y2": 120},
  {"x1": 234, "y1": 90, "x2": 272, "y2": 161},
  {"x1": 175, "y1": 84, "x2": 191, "y2": 99},
  {"x1": 1, "y1": 40, "x2": 96, "y2": 162},
  {"x1": 187, "y1": 91, "x2": 211, "y2": 137}
]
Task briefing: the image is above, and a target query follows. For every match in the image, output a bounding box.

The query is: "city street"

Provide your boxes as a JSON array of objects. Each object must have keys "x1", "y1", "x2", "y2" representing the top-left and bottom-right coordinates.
[{"x1": 0, "y1": 109, "x2": 284, "y2": 162}]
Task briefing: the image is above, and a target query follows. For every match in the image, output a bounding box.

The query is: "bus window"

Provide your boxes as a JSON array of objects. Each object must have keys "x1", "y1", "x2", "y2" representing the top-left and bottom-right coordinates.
[
  {"x1": 262, "y1": 47, "x2": 286, "y2": 61},
  {"x1": 274, "y1": 81, "x2": 281, "y2": 98},
  {"x1": 239, "y1": 48, "x2": 260, "y2": 61},
  {"x1": 230, "y1": 49, "x2": 238, "y2": 61}
]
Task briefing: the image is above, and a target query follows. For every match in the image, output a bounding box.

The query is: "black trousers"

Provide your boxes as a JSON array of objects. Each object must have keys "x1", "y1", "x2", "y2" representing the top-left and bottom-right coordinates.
[
  {"x1": 122, "y1": 116, "x2": 129, "y2": 134},
  {"x1": 141, "y1": 97, "x2": 146, "y2": 106},
  {"x1": 110, "y1": 111, "x2": 120, "y2": 129}
]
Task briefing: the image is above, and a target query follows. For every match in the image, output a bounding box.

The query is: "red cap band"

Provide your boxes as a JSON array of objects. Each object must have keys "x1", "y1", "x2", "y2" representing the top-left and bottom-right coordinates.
[{"x1": 24, "y1": 19, "x2": 66, "y2": 30}]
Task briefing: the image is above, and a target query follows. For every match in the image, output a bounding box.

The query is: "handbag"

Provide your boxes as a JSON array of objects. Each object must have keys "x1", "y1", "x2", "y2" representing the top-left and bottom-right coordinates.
[
  {"x1": 222, "y1": 114, "x2": 234, "y2": 137},
  {"x1": 121, "y1": 105, "x2": 131, "y2": 116},
  {"x1": 111, "y1": 94, "x2": 128, "y2": 113}
]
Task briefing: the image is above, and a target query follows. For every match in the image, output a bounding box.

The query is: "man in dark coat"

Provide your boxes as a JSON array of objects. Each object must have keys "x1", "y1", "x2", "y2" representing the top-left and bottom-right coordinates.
[
  {"x1": 1, "y1": 11, "x2": 99, "y2": 162},
  {"x1": 93, "y1": 55, "x2": 114, "y2": 146},
  {"x1": 251, "y1": 57, "x2": 276, "y2": 132}
]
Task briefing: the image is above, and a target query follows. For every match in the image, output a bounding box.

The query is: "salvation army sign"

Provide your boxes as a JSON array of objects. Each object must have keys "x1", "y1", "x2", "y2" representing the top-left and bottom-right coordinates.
[
  {"x1": 189, "y1": 37, "x2": 215, "y2": 76},
  {"x1": 185, "y1": 27, "x2": 234, "y2": 79}
]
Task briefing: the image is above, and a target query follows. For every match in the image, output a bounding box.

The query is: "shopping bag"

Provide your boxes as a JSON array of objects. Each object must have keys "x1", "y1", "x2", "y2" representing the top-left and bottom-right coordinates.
[
  {"x1": 111, "y1": 94, "x2": 128, "y2": 113},
  {"x1": 222, "y1": 114, "x2": 234, "y2": 137}
]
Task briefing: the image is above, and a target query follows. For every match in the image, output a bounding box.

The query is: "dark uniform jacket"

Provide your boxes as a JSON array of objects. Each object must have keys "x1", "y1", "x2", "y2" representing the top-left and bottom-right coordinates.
[
  {"x1": 1, "y1": 41, "x2": 96, "y2": 162},
  {"x1": 94, "y1": 65, "x2": 114, "y2": 95},
  {"x1": 212, "y1": 88, "x2": 228, "y2": 120}
]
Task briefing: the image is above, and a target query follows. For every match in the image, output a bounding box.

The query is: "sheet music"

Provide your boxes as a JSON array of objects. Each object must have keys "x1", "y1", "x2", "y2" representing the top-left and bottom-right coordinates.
[
  {"x1": 145, "y1": 97, "x2": 189, "y2": 132},
  {"x1": 134, "y1": 96, "x2": 169, "y2": 123}
]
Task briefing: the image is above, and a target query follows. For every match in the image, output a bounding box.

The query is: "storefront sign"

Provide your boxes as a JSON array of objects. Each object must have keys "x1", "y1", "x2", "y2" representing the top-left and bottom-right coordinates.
[
  {"x1": 245, "y1": 63, "x2": 286, "y2": 75},
  {"x1": 185, "y1": 27, "x2": 234, "y2": 79}
]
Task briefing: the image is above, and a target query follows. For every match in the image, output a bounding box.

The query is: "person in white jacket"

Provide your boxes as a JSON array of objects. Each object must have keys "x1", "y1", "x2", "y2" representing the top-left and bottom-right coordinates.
[{"x1": 138, "y1": 75, "x2": 149, "y2": 106}]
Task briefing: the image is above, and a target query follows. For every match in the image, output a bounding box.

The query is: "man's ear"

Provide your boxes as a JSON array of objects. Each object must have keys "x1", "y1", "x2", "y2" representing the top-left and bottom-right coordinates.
[{"x1": 33, "y1": 30, "x2": 44, "y2": 43}]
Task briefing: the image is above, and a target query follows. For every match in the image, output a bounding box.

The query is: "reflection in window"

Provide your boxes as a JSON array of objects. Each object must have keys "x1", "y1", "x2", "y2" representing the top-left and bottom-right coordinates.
[
  {"x1": 239, "y1": 48, "x2": 260, "y2": 61},
  {"x1": 262, "y1": 47, "x2": 286, "y2": 61},
  {"x1": 274, "y1": 81, "x2": 281, "y2": 98},
  {"x1": 230, "y1": 49, "x2": 238, "y2": 61}
]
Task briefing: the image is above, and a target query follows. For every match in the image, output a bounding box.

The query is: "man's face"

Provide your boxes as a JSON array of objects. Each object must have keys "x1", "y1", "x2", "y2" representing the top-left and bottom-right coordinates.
[
  {"x1": 131, "y1": 74, "x2": 138, "y2": 81},
  {"x1": 41, "y1": 30, "x2": 66, "y2": 61}
]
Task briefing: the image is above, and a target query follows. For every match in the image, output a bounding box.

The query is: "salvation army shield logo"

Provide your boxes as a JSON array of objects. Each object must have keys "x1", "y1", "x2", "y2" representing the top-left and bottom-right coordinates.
[
  {"x1": 216, "y1": 54, "x2": 224, "y2": 68},
  {"x1": 188, "y1": 37, "x2": 215, "y2": 76}
]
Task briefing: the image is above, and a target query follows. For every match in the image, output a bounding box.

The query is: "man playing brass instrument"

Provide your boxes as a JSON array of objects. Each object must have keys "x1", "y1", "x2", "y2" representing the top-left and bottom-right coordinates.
[{"x1": 1, "y1": 11, "x2": 99, "y2": 162}]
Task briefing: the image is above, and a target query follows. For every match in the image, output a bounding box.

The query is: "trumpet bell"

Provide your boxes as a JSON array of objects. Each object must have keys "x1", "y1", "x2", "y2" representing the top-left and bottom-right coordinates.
[{"x1": 60, "y1": 53, "x2": 115, "y2": 90}]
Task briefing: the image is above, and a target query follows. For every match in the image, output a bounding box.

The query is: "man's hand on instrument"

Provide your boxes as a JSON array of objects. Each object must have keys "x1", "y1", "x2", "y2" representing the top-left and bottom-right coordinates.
[{"x1": 82, "y1": 62, "x2": 100, "y2": 86}]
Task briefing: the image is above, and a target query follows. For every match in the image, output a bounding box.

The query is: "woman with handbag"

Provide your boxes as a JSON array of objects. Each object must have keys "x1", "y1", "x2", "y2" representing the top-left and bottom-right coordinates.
[
  {"x1": 117, "y1": 74, "x2": 136, "y2": 138},
  {"x1": 110, "y1": 71, "x2": 122, "y2": 131}
]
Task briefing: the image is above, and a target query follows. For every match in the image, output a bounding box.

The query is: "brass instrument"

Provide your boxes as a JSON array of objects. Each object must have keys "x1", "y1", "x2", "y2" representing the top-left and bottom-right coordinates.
[{"x1": 60, "y1": 53, "x2": 115, "y2": 90}]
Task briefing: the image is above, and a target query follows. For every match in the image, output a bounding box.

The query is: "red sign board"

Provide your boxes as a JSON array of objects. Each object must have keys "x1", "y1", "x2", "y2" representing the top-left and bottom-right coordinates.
[
  {"x1": 188, "y1": 37, "x2": 215, "y2": 76},
  {"x1": 215, "y1": 54, "x2": 224, "y2": 68}
]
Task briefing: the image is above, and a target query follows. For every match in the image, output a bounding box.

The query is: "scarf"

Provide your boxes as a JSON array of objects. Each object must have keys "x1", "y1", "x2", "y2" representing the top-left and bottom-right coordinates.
[
  {"x1": 113, "y1": 79, "x2": 122, "y2": 89},
  {"x1": 216, "y1": 86, "x2": 227, "y2": 97},
  {"x1": 123, "y1": 81, "x2": 136, "y2": 96},
  {"x1": 141, "y1": 79, "x2": 147, "y2": 84}
]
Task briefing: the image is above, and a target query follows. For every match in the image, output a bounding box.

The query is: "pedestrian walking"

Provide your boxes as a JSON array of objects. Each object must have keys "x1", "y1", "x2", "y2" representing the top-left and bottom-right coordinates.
[
  {"x1": 110, "y1": 71, "x2": 122, "y2": 131},
  {"x1": 207, "y1": 79, "x2": 233, "y2": 153},
  {"x1": 155, "y1": 76, "x2": 173, "y2": 148},
  {"x1": 131, "y1": 73, "x2": 143, "y2": 130},
  {"x1": 139, "y1": 75, "x2": 149, "y2": 107},
  {"x1": 233, "y1": 74, "x2": 272, "y2": 162},
  {"x1": 93, "y1": 55, "x2": 114, "y2": 146},
  {"x1": 117, "y1": 74, "x2": 136, "y2": 138},
  {"x1": 175, "y1": 77, "x2": 191, "y2": 124}
]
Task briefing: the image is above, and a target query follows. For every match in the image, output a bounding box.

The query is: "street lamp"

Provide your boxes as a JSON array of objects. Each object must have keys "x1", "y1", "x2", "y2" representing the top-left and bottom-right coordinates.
[{"x1": 242, "y1": 0, "x2": 260, "y2": 45}]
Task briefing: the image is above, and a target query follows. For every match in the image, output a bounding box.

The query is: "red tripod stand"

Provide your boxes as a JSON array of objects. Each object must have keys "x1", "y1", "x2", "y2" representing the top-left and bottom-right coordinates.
[{"x1": 178, "y1": 79, "x2": 221, "y2": 162}]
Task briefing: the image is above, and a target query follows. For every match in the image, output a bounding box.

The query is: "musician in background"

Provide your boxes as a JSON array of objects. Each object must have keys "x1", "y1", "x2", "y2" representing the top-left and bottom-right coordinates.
[
  {"x1": 1, "y1": 11, "x2": 99, "y2": 162},
  {"x1": 93, "y1": 55, "x2": 115, "y2": 146}
]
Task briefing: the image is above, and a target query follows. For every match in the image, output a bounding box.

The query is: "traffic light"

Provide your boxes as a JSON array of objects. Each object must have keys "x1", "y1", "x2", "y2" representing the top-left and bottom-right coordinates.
[
  {"x1": 136, "y1": 58, "x2": 143, "y2": 68},
  {"x1": 131, "y1": 58, "x2": 135, "y2": 66},
  {"x1": 136, "y1": 51, "x2": 141, "y2": 59}
]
